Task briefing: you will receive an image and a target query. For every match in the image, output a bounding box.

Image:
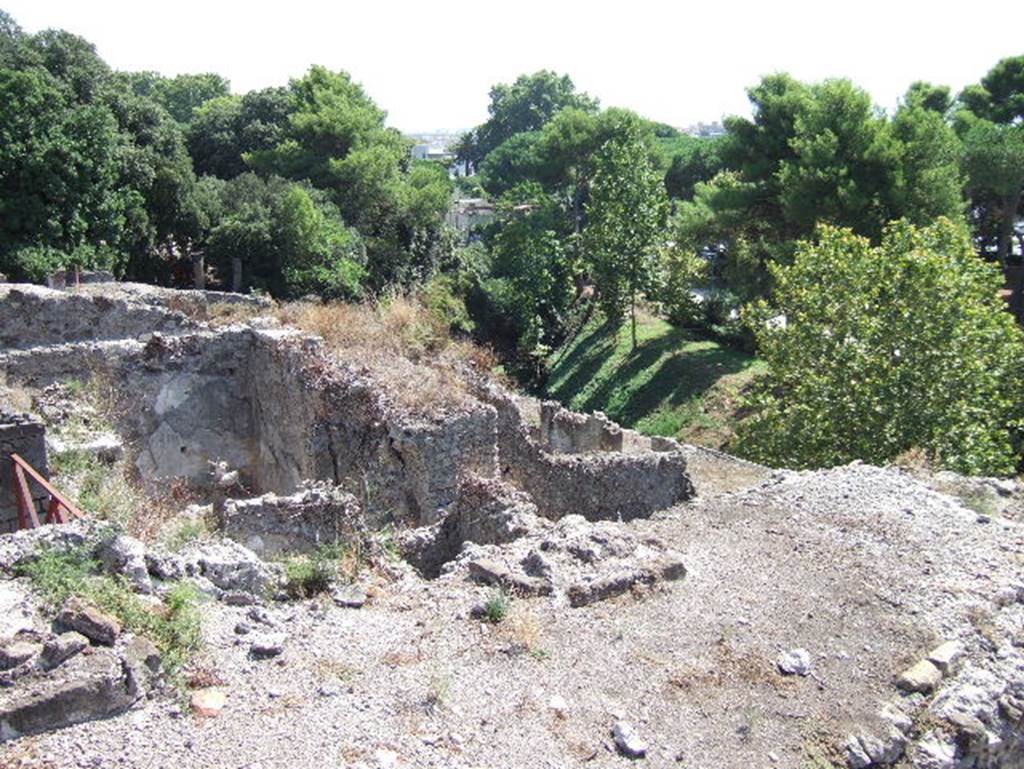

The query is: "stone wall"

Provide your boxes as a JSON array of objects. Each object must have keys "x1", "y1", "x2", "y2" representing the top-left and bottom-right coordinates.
[
  {"x1": 538, "y1": 401, "x2": 623, "y2": 453},
  {"x1": 246, "y1": 329, "x2": 499, "y2": 526},
  {"x1": 481, "y1": 385, "x2": 695, "y2": 521},
  {"x1": 1, "y1": 320, "x2": 501, "y2": 528},
  {"x1": 222, "y1": 483, "x2": 362, "y2": 556},
  {"x1": 0, "y1": 285, "x2": 694, "y2": 533},
  {"x1": 0, "y1": 411, "x2": 48, "y2": 533},
  {"x1": 0, "y1": 285, "x2": 194, "y2": 350}
]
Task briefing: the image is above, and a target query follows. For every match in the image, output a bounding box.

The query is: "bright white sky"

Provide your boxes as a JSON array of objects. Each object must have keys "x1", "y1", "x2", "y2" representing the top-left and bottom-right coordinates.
[{"x1": 5, "y1": 0, "x2": 1022, "y2": 133}]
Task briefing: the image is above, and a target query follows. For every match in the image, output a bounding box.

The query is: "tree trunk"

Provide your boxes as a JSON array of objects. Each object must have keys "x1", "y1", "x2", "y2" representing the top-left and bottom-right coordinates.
[
  {"x1": 192, "y1": 253, "x2": 205, "y2": 291},
  {"x1": 630, "y1": 291, "x2": 638, "y2": 352},
  {"x1": 997, "y1": 190, "x2": 1021, "y2": 267},
  {"x1": 231, "y1": 258, "x2": 242, "y2": 293}
]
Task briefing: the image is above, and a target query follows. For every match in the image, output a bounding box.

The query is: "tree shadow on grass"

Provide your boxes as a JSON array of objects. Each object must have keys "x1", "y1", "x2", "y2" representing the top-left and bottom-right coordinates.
[
  {"x1": 545, "y1": 320, "x2": 619, "y2": 405},
  {"x1": 616, "y1": 345, "x2": 753, "y2": 426},
  {"x1": 575, "y1": 328, "x2": 753, "y2": 427}
]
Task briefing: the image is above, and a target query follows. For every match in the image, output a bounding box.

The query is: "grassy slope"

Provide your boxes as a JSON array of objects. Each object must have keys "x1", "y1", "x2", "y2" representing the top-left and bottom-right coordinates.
[{"x1": 543, "y1": 313, "x2": 765, "y2": 450}]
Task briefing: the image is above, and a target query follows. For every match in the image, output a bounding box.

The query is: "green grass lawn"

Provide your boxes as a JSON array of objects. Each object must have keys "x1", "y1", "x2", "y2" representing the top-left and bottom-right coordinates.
[{"x1": 543, "y1": 313, "x2": 765, "y2": 450}]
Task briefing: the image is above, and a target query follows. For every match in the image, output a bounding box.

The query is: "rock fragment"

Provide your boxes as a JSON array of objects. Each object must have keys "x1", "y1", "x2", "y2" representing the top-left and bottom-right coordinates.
[
  {"x1": 926, "y1": 641, "x2": 963, "y2": 675},
  {"x1": 612, "y1": 720, "x2": 648, "y2": 759},
  {"x1": 777, "y1": 648, "x2": 813, "y2": 676},
  {"x1": 250, "y1": 632, "x2": 286, "y2": 658},
  {"x1": 0, "y1": 640, "x2": 40, "y2": 671},
  {"x1": 897, "y1": 660, "x2": 943, "y2": 693},
  {"x1": 56, "y1": 596, "x2": 121, "y2": 646},
  {"x1": 97, "y1": 534, "x2": 152, "y2": 594},
  {"x1": 331, "y1": 584, "x2": 368, "y2": 608},
  {"x1": 190, "y1": 687, "x2": 227, "y2": 717},
  {"x1": 39, "y1": 632, "x2": 89, "y2": 670}
]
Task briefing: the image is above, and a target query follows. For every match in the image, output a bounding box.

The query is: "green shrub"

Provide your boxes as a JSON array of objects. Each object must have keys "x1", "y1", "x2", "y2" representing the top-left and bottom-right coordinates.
[
  {"x1": 280, "y1": 543, "x2": 352, "y2": 599},
  {"x1": 14, "y1": 546, "x2": 97, "y2": 609},
  {"x1": 739, "y1": 218, "x2": 1024, "y2": 474},
  {"x1": 16, "y1": 547, "x2": 203, "y2": 679},
  {"x1": 483, "y1": 588, "x2": 510, "y2": 623}
]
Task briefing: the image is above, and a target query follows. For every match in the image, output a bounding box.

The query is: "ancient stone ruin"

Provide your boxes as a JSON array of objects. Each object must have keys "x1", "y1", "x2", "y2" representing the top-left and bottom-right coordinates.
[{"x1": 2, "y1": 281, "x2": 1024, "y2": 769}]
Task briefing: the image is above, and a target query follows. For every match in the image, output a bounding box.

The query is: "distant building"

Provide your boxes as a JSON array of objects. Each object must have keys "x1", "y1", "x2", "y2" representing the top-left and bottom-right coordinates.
[
  {"x1": 682, "y1": 121, "x2": 727, "y2": 138},
  {"x1": 411, "y1": 143, "x2": 455, "y2": 163},
  {"x1": 447, "y1": 198, "x2": 496, "y2": 233}
]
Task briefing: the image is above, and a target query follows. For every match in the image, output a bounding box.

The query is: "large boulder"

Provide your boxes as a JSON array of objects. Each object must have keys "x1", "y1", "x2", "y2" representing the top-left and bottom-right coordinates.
[{"x1": 0, "y1": 648, "x2": 139, "y2": 740}]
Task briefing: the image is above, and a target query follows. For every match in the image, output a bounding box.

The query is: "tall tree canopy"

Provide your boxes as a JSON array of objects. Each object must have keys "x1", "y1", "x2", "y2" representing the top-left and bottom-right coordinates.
[
  {"x1": 956, "y1": 56, "x2": 1024, "y2": 270},
  {"x1": 678, "y1": 74, "x2": 965, "y2": 298},
  {"x1": 456, "y1": 71, "x2": 598, "y2": 170}
]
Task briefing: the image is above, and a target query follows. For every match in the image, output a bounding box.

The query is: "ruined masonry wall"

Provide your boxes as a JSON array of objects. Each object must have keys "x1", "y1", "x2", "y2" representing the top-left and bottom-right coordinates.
[
  {"x1": 0, "y1": 285, "x2": 193, "y2": 350},
  {"x1": 0, "y1": 285, "x2": 694, "y2": 529},
  {"x1": 247, "y1": 330, "x2": 499, "y2": 525},
  {"x1": 485, "y1": 387, "x2": 695, "y2": 521}
]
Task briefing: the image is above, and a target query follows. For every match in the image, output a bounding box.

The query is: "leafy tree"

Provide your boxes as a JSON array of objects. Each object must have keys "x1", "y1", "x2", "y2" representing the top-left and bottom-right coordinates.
[
  {"x1": 957, "y1": 56, "x2": 1024, "y2": 272},
  {"x1": 889, "y1": 93, "x2": 965, "y2": 226},
  {"x1": 0, "y1": 68, "x2": 124, "y2": 268},
  {"x1": 152, "y1": 72, "x2": 230, "y2": 124},
  {"x1": 684, "y1": 74, "x2": 965, "y2": 297},
  {"x1": 739, "y1": 218, "x2": 1024, "y2": 475},
  {"x1": 960, "y1": 117, "x2": 1024, "y2": 267},
  {"x1": 903, "y1": 81, "x2": 953, "y2": 114},
  {"x1": 278, "y1": 185, "x2": 365, "y2": 299},
  {"x1": 663, "y1": 134, "x2": 725, "y2": 200},
  {"x1": 14, "y1": 28, "x2": 110, "y2": 103},
  {"x1": 456, "y1": 71, "x2": 598, "y2": 169},
  {"x1": 249, "y1": 66, "x2": 451, "y2": 291},
  {"x1": 187, "y1": 87, "x2": 291, "y2": 178},
  {"x1": 202, "y1": 173, "x2": 364, "y2": 298},
  {"x1": 102, "y1": 79, "x2": 204, "y2": 279},
  {"x1": 585, "y1": 126, "x2": 670, "y2": 349},
  {"x1": 472, "y1": 184, "x2": 573, "y2": 382},
  {"x1": 478, "y1": 131, "x2": 545, "y2": 197},
  {"x1": 959, "y1": 55, "x2": 1024, "y2": 125}
]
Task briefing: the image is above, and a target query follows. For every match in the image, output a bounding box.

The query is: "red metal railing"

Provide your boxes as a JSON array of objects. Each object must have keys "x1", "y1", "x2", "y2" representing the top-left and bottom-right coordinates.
[{"x1": 11, "y1": 453, "x2": 86, "y2": 530}]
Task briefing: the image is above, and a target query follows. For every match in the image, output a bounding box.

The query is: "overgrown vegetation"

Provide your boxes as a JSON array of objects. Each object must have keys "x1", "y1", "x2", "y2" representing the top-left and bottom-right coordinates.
[
  {"x1": 279, "y1": 542, "x2": 362, "y2": 599},
  {"x1": 16, "y1": 546, "x2": 203, "y2": 679},
  {"x1": 278, "y1": 292, "x2": 497, "y2": 414}
]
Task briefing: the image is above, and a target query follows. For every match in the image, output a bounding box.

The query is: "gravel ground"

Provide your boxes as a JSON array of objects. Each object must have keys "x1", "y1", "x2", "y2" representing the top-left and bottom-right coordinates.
[{"x1": 6, "y1": 463, "x2": 1024, "y2": 769}]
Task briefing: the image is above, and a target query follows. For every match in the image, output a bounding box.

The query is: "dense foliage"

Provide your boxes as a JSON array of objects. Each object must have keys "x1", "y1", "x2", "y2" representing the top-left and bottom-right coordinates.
[
  {"x1": 739, "y1": 219, "x2": 1024, "y2": 474},
  {"x1": 0, "y1": 12, "x2": 450, "y2": 296}
]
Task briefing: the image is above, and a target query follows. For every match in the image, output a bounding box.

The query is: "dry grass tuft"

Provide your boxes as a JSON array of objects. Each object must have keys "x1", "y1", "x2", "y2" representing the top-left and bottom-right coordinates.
[
  {"x1": 500, "y1": 602, "x2": 542, "y2": 650},
  {"x1": 278, "y1": 295, "x2": 498, "y2": 417},
  {"x1": 202, "y1": 301, "x2": 269, "y2": 327}
]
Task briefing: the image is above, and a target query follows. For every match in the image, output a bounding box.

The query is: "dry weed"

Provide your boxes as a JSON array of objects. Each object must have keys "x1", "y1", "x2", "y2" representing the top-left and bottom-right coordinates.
[
  {"x1": 278, "y1": 296, "x2": 495, "y2": 416},
  {"x1": 499, "y1": 603, "x2": 542, "y2": 650},
  {"x1": 203, "y1": 301, "x2": 267, "y2": 327}
]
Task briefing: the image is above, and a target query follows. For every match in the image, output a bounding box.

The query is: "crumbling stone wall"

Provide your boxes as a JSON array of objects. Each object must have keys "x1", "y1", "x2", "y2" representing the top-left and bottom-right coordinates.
[
  {"x1": 0, "y1": 285, "x2": 194, "y2": 350},
  {"x1": 247, "y1": 330, "x2": 499, "y2": 525},
  {"x1": 538, "y1": 401, "x2": 623, "y2": 453},
  {"x1": 0, "y1": 284, "x2": 694, "y2": 532},
  {"x1": 222, "y1": 483, "x2": 362, "y2": 556},
  {"x1": 0, "y1": 411, "x2": 49, "y2": 533},
  {"x1": 481, "y1": 385, "x2": 695, "y2": 520}
]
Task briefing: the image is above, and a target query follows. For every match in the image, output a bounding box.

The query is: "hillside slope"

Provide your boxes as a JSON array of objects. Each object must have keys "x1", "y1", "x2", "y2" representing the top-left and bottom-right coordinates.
[{"x1": 544, "y1": 313, "x2": 764, "y2": 450}]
